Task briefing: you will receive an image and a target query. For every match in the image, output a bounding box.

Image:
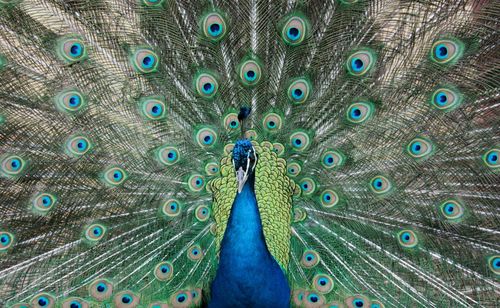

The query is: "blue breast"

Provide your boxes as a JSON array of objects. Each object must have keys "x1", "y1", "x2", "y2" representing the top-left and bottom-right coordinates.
[{"x1": 209, "y1": 174, "x2": 290, "y2": 307}]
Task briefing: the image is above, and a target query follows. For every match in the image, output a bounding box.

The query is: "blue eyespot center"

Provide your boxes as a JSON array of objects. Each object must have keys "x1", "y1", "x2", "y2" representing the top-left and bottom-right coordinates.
[
  {"x1": 42, "y1": 196, "x2": 51, "y2": 206},
  {"x1": 209, "y1": 23, "x2": 222, "y2": 36},
  {"x1": 70, "y1": 44, "x2": 82, "y2": 56},
  {"x1": 69, "y1": 96, "x2": 80, "y2": 107},
  {"x1": 93, "y1": 227, "x2": 101, "y2": 236},
  {"x1": 354, "y1": 299, "x2": 364, "y2": 307},
  {"x1": 351, "y1": 108, "x2": 361, "y2": 118},
  {"x1": 309, "y1": 295, "x2": 318, "y2": 303},
  {"x1": 294, "y1": 139, "x2": 302, "y2": 146},
  {"x1": 96, "y1": 283, "x2": 106, "y2": 292},
  {"x1": 38, "y1": 297, "x2": 48, "y2": 306},
  {"x1": 11, "y1": 159, "x2": 20, "y2": 170},
  {"x1": 292, "y1": 88, "x2": 303, "y2": 99},
  {"x1": 287, "y1": 27, "x2": 300, "y2": 40},
  {"x1": 230, "y1": 121, "x2": 237, "y2": 128},
  {"x1": 161, "y1": 266, "x2": 169, "y2": 273},
  {"x1": 113, "y1": 171, "x2": 123, "y2": 180},
  {"x1": 0, "y1": 235, "x2": 8, "y2": 243},
  {"x1": 151, "y1": 104, "x2": 162, "y2": 116},
  {"x1": 435, "y1": 92, "x2": 447, "y2": 105},
  {"x1": 402, "y1": 233, "x2": 411, "y2": 242},
  {"x1": 319, "y1": 279, "x2": 327, "y2": 285},
  {"x1": 436, "y1": 44, "x2": 448, "y2": 59},
  {"x1": 352, "y1": 58, "x2": 364, "y2": 71},
  {"x1": 142, "y1": 56, "x2": 153, "y2": 67},
  {"x1": 122, "y1": 295, "x2": 132, "y2": 304},
  {"x1": 202, "y1": 82, "x2": 214, "y2": 94},
  {"x1": 245, "y1": 70, "x2": 256, "y2": 81},
  {"x1": 70, "y1": 302, "x2": 81, "y2": 308},
  {"x1": 487, "y1": 152, "x2": 498, "y2": 164},
  {"x1": 493, "y1": 258, "x2": 500, "y2": 269},
  {"x1": 177, "y1": 295, "x2": 186, "y2": 303},
  {"x1": 445, "y1": 204, "x2": 454, "y2": 214}
]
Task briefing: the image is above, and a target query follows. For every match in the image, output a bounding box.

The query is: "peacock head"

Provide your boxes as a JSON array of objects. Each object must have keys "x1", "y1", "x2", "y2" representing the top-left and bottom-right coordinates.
[{"x1": 232, "y1": 139, "x2": 257, "y2": 193}]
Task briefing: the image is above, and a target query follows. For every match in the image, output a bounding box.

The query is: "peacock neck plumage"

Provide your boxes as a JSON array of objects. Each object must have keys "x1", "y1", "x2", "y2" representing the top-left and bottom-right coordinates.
[{"x1": 209, "y1": 172, "x2": 290, "y2": 307}]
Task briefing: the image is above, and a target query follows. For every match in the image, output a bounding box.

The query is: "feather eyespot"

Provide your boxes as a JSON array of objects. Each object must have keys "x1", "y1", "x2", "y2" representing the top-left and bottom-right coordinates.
[
  {"x1": 195, "y1": 72, "x2": 219, "y2": 99},
  {"x1": 171, "y1": 290, "x2": 193, "y2": 307},
  {"x1": 131, "y1": 48, "x2": 159, "y2": 73},
  {"x1": 157, "y1": 146, "x2": 179, "y2": 166},
  {"x1": 66, "y1": 135, "x2": 91, "y2": 157},
  {"x1": 398, "y1": 230, "x2": 418, "y2": 248},
  {"x1": 313, "y1": 274, "x2": 334, "y2": 294},
  {"x1": 431, "y1": 39, "x2": 463, "y2": 64},
  {"x1": 32, "y1": 193, "x2": 57, "y2": 214},
  {"x1": 202, "y1": 12, "x2": 227, "y2": 41},
  {"x1": 321, "y1": 150, "x2": 345, "y2": 169},
  {"x1": 162, "y1": 199, "x2": 181, "y2": 218},
  {"x1": 347, "y1": 102, "x2": 374, "y2": 124},
  {"x1": 55, "y1": 89, "x2": 86, "y2": 113},
  {"x1": 488, "y1": 255, "x2": 500, "y2": 275},
  {"x1": 287, "y1": 78, "x2": 311, "y2": 104},
  {"x1": 299, "y1": 177, "x2": 316, "y2": 195},
  {"x1": 290, "y1": 131, "x2": 311, "y2": 151},
  {"x1": 187, "y1": 244, "x2": 204, "y2": 261},
  {"x1": 61, "y1": 298, "x2": 89, "y2": 308},
  {"x1": 345, "y1": 295, "x2": 370, "y2": 308},
  {"x1": 281, "y1": 14, "x2": 309, "y2": 46},
  {"x1": 320, "y1": 189, "x2": 339, "y2": 208},
  {"x1": 154, "y1": 261, "x2": 173, "y2": 281},
  {"x1": 113, "y1": 291, "x2": 140, "y2": 308},
  {"x1": 431, "y1": 87, "x2": 462, "y2": 111},
  {"x1": 406, "y1": 137, "x2": 433, "y2": 159},
  {"x1": 31, "y1": 293, "x2": 56, "y2": 308},
  {"x1": 103, "y1": 166, "x2": 128, "y2": 186},
  {"x1": 0, "y1": 231, "x2": 14, "y2": 251},
  {"x1": 272, "y1": 143, "x2": 285, "y2": 156},
  {"x1": 57, "y1": 37, "x2": 87, "y2": 64},
  {"x1": 301, "y1": 249, "x2": 320, "y2": 268},
  {"x1": 370, "y1": 175, "x2": 392, "y2": 195},
  {"x1": 88, "y1": 279, "x2": 113, "y2": 301},
  {"x1": 306, "y1": 292, "x2": 325, "y2": 305},
  {"x1": 439, "y1": 199, "x2": 464, "y2": 221},
  {"x1": 195, "y1": 127, "x2": 217, "y2": 147},
  {"x1": 85, "y1": 224, "x2": 106, "y2": 242},
  {"x1": 1, "y1": 154, "x2": 26, "y2": 177},
  {"x1": 141, "y1": 97, "x2": 166, "y2": 120},
  {"x1": 371, "y1": 300, "x2": 385, "y2": 308},
  {"x1": 287, "y1": 161, "x2": 302, "y2": 177},
  {"x1": 482, "y1": 148, "x2": 499, "y2": 169},
  {"x1": 205, "y1": 162, "x2": 219, "y2": 176},
  {"x1": 195, "y1": 205, "x2": 211, "y2": 222},
  {"x1": 347, "y1": 50, "x2": 375, "y2": 76},
  {"x1": 223, "y1": 113, "x2": 239, "y2": 130},
  {"x1": 188, "y1": 174, "x2": 205, "y2": 192},
  {"x1": 263, "y1": 112, "x2": 283, "y2": 132},
  {"x1": 239, "y1": 59, "x2": 262, "y2": 86}
]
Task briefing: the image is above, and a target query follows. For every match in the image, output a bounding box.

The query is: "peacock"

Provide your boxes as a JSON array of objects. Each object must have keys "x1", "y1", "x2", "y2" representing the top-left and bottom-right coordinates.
[{"x1": 0, "y1": 0, "x2": 499, "y2": 307}]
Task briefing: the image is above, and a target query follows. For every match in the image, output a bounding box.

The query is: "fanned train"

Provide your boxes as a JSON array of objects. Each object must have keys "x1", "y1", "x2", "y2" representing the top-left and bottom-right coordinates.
[{"x1": 0, "y1": 0, "x2": 499, "y2": 307}]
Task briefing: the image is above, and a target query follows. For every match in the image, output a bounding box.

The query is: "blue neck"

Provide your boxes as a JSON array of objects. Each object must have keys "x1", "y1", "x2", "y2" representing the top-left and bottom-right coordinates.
[{"x1": 209, "y1": 174, "x2": 290, "y2": 307}]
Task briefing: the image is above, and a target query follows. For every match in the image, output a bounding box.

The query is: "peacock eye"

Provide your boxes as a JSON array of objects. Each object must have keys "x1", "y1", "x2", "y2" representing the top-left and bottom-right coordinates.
[
  {"x1": 162, "y1": 199, "x2": 181, "y2": 217},
  {"x1": 272, "y1": 143, "x2": 285, "y2": 156},
  {"x1": 431, "y1": 87, "x2": 462, "y2": 110},
  {"x1": 58, "y1": 37, "x2": 87, "y2": 63},
  {"x1": 287, "y1": 162, "x2": 302, "y2": 177},
  {"x1": 347, "y1": 50, "x2": 375, "y2": 76},
  {"x1": 195, "y1": 127, "x2": 217, "y2": 147},
  {"x1": 56, "y1": 90, "x2": 86, "y2": 113},
  {"x1": 31, "y1": 293, "x2": 56, "y2": 308},
  {"x1": 398, "y1": 229, "x2": 418, "y2": 248},
  {"x1": 321, "y1": 149, "x2": 345, "y2": 169},
  {"x1": 431, "y1": 39, "x2": 463, "y2": 64},
  {"x1": 187, "y1": 244, "x2": 204, "y2": 261},
  {"x1": 320, "y1": 189, "x2": 339, "y2": 208},
  {"x1": 103, "y1": 167, "x2": 127, "y2": 186},
  {"x1": 195, "y1": 205, "x2": 211, "y2": 222},
  {"x1": 223, "y1": 113, "x2": 239, "y2": 130},
  {"x1": 32, "y1": 193, "x2": 57, "y2": 213},
  {"x1": 290, "y1": 131, "x2": 311, "y2": 151},
  {"x1": 157, "y1": 146, "x2": 179, "y2": 166},
  {"x1": 306, "y1": 292, "x2": 325, "y2": 305},
  {"x1": 406, "y1": 137, "x2": 433, "y2": 159},
  {"x1": 345, "y1": 295, "x2": 369, "y2": 308},
  {"x1": 142, "y1": 0, "x2": 164, "y2": 7},
  {"x1": 239, "y1": 59, "x2": 262, "y2": 86},
  {"x1": 205, "y1": 162, "x2": 219, "y2": 176},
  {"x1": 263, "y1": 112, "x2": 283, "y2": 132},
  {"x1": 85, "y1": 224, "x2": 106, "y2": 242},
  {"x1": 61, "y1": 297, "x2": 89, "y2": 308},
  {"x1": 301, "y1": 249, "x2": 320, "y2": 268},
  {"x1": 299, "y1": 177, "x2": 316, "y2": 195},
  {"x1": 141, "y1": 97, "x2": 166, "y2": 120},
  {"x1": 482, "y1": 148, "x2": 499, "y2": 169},
  {"x1": 313, "y1": 274, "x2": 334, "y2": 294},
  {"x1": 281, "y1": 15, "x2": 308, "y2": 46},
  {"x1": 195, "y1": 72, "x2": 219, "y2": 99},
  {"x1": 370, "y1": 175, "x2": 392, "y2": 194},
  {"x1": 188, "y1": 174, "x2": 205, "y2": 192},
  {"x1": 66, "y1": 135, "x2": 91, "y2": 157},
  {"x1": 202, "y1": 12, "x2": 227, "y2": 41},
  {"x1": 1, "y1": 154, "x2": 26, "y2": 176},
  {"x1": 0, "y1": 231, "x2": 14, "y2": 251},
  {"x1": 287, "y1": 78, "x2": 311, "y2": 104},
  {"x1": 488, "y1": 256, "x2": 500, "y2": 275},
  {"x1": 347, "y1": 102, "x2": 374, "y2": 124},
  {"x1": 88, "y1": 279, "x2": 113, "y2": 301},
  {"x1": 439, "y1": 199, "x2": 464, "y2": 221},
  {"x1": 154, "y1": 261, "x2": 174, "y2": 281},
  {"x1": 370, "y1": 300, "x2": 385, "y2": 308},
  {"x1": 113, "y1": 291, "x2": 139, "y2": 307},
  {"x1": 131, "y1": 48, "x2": 159, "y2": 73},
  {"x1": 170, "y1": 290, "x2": 193, "y2": 306}
]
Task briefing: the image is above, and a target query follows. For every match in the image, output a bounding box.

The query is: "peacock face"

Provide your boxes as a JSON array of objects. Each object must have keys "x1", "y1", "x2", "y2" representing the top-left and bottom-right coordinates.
[{"x1": 232, "y1": 139, "x2": 257, "y2": 193}]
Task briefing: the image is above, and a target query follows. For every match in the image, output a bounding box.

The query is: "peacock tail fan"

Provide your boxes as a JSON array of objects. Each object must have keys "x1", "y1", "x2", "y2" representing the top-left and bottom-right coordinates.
[{"x1": 0, "y1": 0, "x2": 498, "y2": 307}]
